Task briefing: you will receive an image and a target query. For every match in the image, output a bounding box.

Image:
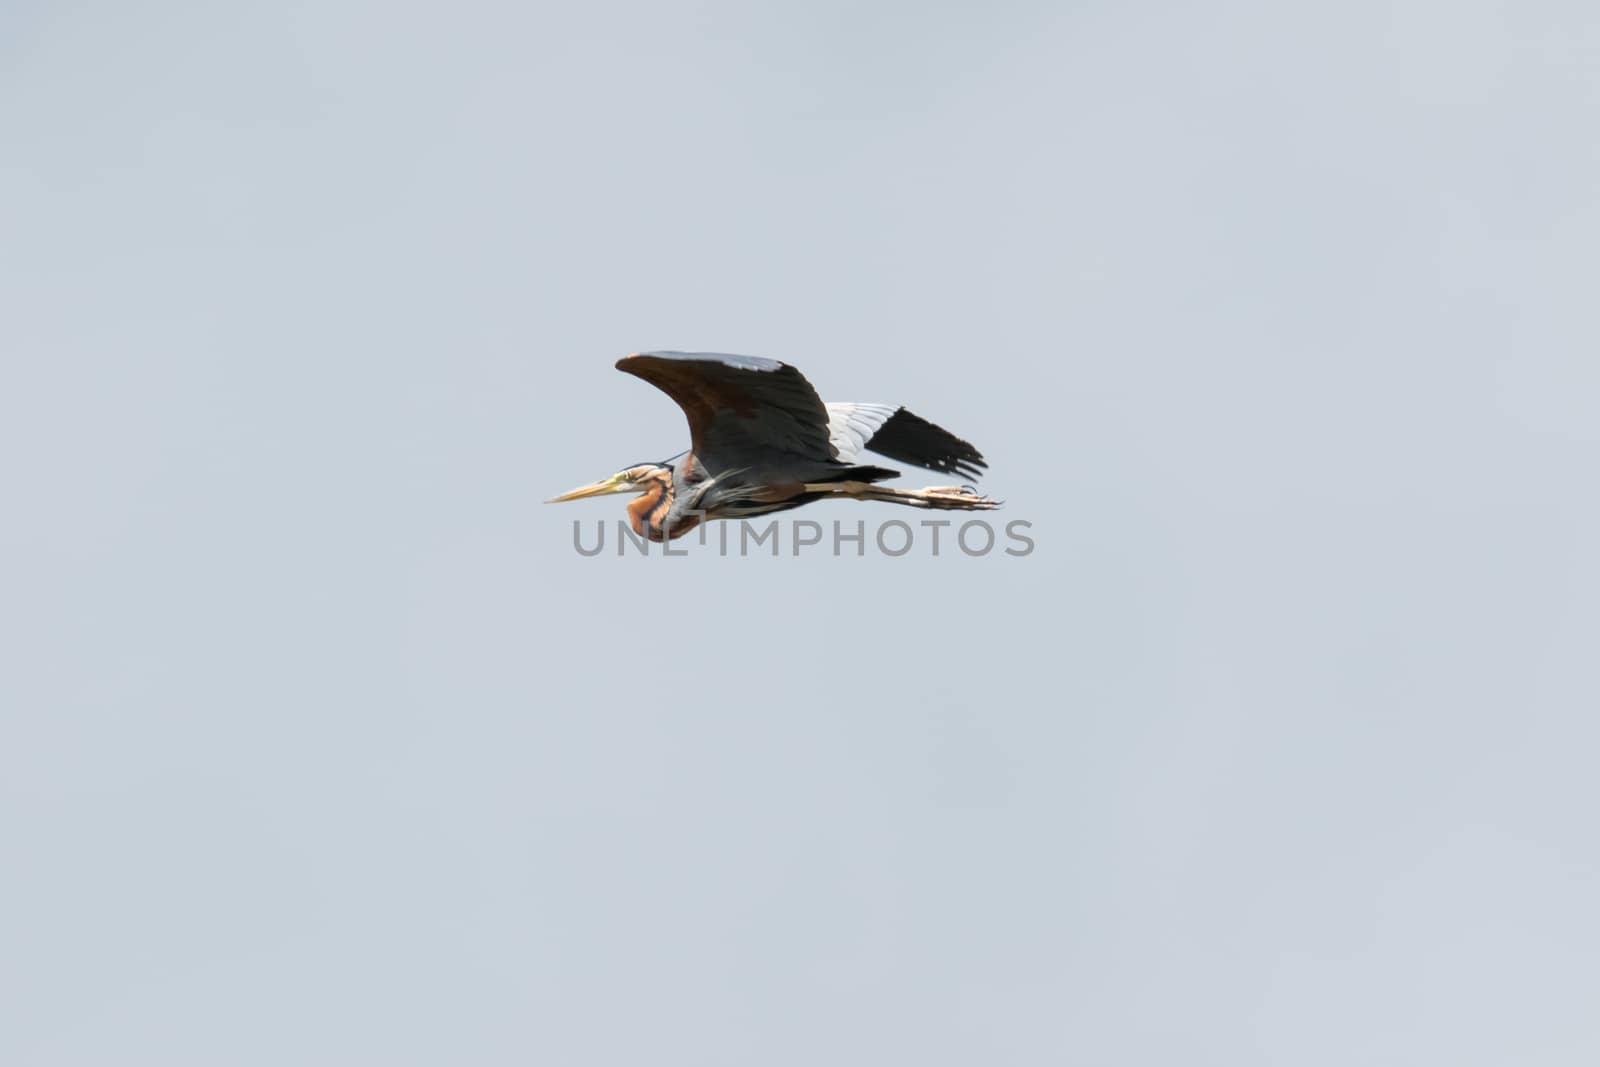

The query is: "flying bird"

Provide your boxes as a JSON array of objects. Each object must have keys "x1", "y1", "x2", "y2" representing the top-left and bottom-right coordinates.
[{"x1": 547, "y1": 351, "x2": 997, "y2": 542}]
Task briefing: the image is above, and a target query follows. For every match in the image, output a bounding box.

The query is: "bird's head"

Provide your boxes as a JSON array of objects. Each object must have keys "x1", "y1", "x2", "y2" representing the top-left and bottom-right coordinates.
[{"x1": 545, "y1": 463, "x2": 671, "y2": 504}]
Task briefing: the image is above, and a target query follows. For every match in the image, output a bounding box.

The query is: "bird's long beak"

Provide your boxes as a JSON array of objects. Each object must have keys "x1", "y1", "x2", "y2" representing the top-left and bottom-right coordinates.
[{"x1": 545, "y1": 472, "x2": 633, "y2": 503}]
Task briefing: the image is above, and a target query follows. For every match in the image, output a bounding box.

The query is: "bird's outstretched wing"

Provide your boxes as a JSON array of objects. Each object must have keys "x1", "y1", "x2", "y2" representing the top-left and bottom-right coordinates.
[
  {"x1": 618, "y1": 351, "x2": 990, "y2": 482},
  {"x1": 615, "y1": 351, "x2": 835, "y2": 474},
  {"x1": 826, "y1": 402, "x2": 988, "y2": 481}
]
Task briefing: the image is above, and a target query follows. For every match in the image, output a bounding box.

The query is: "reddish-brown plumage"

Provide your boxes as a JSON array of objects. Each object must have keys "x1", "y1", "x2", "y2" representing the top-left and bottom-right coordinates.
[
  {"x1": 623, "y1": 477, "x2": 663, "y2": 538},
  {"x1": 623, "y1": 470, "x2": 702, "y2": 542}
]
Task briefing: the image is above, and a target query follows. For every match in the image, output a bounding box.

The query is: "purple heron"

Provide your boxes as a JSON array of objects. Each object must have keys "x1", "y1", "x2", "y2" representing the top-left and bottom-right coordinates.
[{"x1": 547, "y1": 352, "x2": 998, "y2": 542}]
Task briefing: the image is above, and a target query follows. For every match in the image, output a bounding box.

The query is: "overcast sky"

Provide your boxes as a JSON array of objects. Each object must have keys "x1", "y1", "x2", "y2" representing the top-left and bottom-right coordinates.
[{"x1": 3, "y1": 1, "x2": 1598, "y2": 1063}]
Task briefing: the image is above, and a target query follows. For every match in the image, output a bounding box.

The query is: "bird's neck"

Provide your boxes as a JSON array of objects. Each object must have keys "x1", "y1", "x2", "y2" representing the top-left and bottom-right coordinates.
[{"x1": 626, "y1": 472, "x2": 701, "y2": 542}]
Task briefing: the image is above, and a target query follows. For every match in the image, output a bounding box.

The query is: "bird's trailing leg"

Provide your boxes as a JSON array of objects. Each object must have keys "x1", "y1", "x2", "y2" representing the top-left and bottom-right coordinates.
[{"x1": 807, "y1": 481, "x2": 1001, "y2": 510}]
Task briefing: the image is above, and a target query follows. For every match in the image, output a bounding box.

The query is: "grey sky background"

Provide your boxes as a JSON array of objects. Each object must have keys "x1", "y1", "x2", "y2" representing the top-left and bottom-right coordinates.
[{"x1": 3, "y1": 1, "x2": 1597, "y2": 1063}]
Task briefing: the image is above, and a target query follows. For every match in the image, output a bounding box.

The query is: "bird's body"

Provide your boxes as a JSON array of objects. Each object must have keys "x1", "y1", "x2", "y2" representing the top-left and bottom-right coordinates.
[{"x1": 548, "y1": 352, "x2": 998, "y2": 541}]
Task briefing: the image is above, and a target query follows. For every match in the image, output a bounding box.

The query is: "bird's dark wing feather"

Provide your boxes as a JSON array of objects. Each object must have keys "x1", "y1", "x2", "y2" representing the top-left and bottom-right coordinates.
[
  {"x1": 860, "y1": 407, "x2": 988, "y2": 481},
  {"x1": 615, "y1": 351, "x2": 836, "y2": 474}
]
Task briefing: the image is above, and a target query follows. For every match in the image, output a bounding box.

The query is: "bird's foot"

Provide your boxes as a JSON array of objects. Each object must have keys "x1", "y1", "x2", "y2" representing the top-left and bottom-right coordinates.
[{"x1": 915, "y1": 485, "x2": 1001, "y2": 509}]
